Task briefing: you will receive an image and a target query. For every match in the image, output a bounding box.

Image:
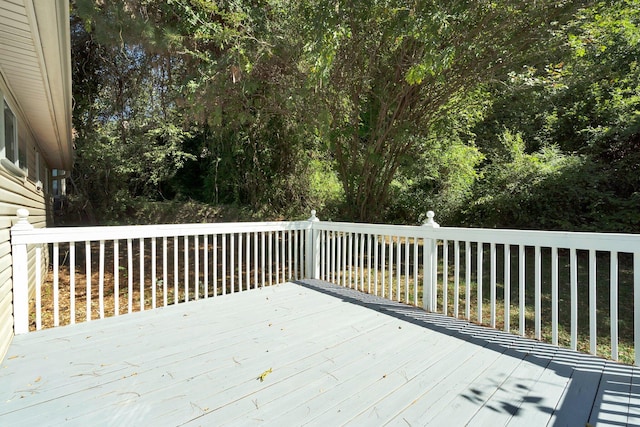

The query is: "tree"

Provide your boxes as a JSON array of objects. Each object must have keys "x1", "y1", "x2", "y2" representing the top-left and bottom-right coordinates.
[
  {"x1": 464, "y1": 0, "x2": 640, "y2": 231},
  {"x1": 70, "y1": 0, "x2": 335, "y2": 222},
  {"x1": 297, "y1": 0, "x2": 592, "y2": 222}
]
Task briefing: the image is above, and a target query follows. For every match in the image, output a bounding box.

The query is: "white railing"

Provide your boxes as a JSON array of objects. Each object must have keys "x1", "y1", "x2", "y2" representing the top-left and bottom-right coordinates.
[
  {"x1": 11, "y1": 209, "x2": 313, "y2": 335},
  {"x1": 10, "y1": 209, "x2": 640, "y2": 365},
  {"x1": 310, "y1": 212, "x2": 640, "y2": 365}
]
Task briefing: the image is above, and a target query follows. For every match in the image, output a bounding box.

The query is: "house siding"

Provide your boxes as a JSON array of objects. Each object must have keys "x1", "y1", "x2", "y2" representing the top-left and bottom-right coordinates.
[{"x1": 0, "y1": 80, "x2": 52, "y2": 361}]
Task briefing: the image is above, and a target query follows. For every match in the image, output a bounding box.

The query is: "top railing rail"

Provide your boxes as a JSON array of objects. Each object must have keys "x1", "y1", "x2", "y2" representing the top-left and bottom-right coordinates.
[
  {"x1": 314, "y1": 220, "x2": 640, "y2": 253},
  {"x1": 11, "y1": 218, "x2": 311, "y2": 245}
]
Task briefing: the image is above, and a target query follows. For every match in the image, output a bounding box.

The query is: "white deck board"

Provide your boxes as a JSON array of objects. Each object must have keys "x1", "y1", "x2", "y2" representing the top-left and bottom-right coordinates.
[{"x1": 1, "y1": 279, "x2": 639, "y2": 426}]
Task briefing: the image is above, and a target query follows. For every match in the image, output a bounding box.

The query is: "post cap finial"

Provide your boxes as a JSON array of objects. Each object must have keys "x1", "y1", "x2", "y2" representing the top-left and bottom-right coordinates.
[
  {"x1": 13, "y1": 208, "x2": 33, "y2": 230},
  {"x1": 16, "y1": 208, "x2": 29, "y2": 221},
  {"x1": 308, "y1": 209, "x2": 319, "y2": 222},
  {"x1": 422, "y1": 210, "x2": 440, "y2": 228}
]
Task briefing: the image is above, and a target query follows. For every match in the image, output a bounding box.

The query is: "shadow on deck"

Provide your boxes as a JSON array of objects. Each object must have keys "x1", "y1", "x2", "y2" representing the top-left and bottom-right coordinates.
[{"x1": 296, "y1": 279, "x2": 640, "y2": 426}]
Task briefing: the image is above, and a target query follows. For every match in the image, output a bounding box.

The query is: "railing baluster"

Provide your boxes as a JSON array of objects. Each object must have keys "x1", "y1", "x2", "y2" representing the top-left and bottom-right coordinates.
[
  {"x1": 368, "y1": 234, "x2": 373, "y2": 295},
  {"x1": 343, "y1": 232, "x2": 348, "y2": 287},
  {"x1": 388, "y1": 236, "x2": 393, "y2": 300},
  {"x1": 477, "y1": 242, "x2": 483, "y2": 324},
  {"x1": 276, "y1": 230, "x2": 282, "y2": 283},
  {"x1": 490, "y1": 242, "x2": 496, "y2": 328},
  {"x1": 238, "y1": 232, "x2": 243, "y2": 292},
  {"x1": 396, "y1": 236, "x2": 401, "y2": 301},
  {"x1": 534, "y1": 245, "x2": 541, "y2": 340},
  {"x1": 255, "y1": 232, "x2": 260, "y2": 287},
  {"x1": 322, "y1": 230, "x2": 327, "y2": 282},
  {"x1": 589, "y1": 249, "x2": 597, "y2": 355},
  {"x1": 404, "y1": 236, "x2": 409, "y2": 303},
  {"x1": 358, "y1": 233, "x2": 362, "y2": 291},
  {"x1": 303, "y1": 230, "x2": 308, "y2": 279},
  {"x1": 284, "y1": 230, "x2": 289, "y2": 279},
  {"x1": 634, "y1": 251, "x2": 640, "y2": 366},
  {"x1": 276, "y1": 230, "x2": 281, "y2": 284},
  {"x1": 213, "y1": 235, "x2": 218, "y2": 297},
  {"x1": 70, "y1": 242, "x2": 76, "y2": 324},
  {"x1": 247, "y1": 232, "x2": 252, "y2": 288},
  {"x1": 288, "y1": 230, "x2": 292, "y2": 282},
  {"x1": 140, "y1": 238, "x2": 145, "y2": 310},
  {"x1": 330, "y1": 230, "x2": 334, "y2": 283},
  {"x1": 504, "y1": 244, "x2": 510, "y2": 333},
  {"x1": 330, "y1": 231, "x2": 335, "y2": 284},
  {"x1": 261, "y1": 231, "x2": 265, "y2": 288},
  {"x1": 183, "y1": 236, "x2": 189, "y2": 302},
  {"x1": 611, "y1": 251, "x2": 618, "y2": 360},
  {"x1": 465, "y1": 241, "x2": 471, "y2": 320},
  {"x1": 293, "y1": 230, "x2": 298, "y2": 280},
  {"x1": 99, "y1": 240, "x2": 105, "y2": 318},
  {"x1": 454, "y1": 240, "x2": 460, "y2": 318},
  {"x1": 360, "y1": 233, "x2": 366, "y2": 293},
  {"x1": 413, "y1": 237, "x2": 418, "y2": 306},
  {"x1": 114, "y1": 239, "x2": 120, "y2": 315},
  {"x1": 230, "y1": 233, "x2": 235, "y2": 293},
  {"x1": 381, "y1": 236, "x2": 386, "y2": 298},
  {"x1": 431, "y1": 237, "x2": 438, "y2": 311},
  {"x1": 194, "y1": 235, "x2": 199, "y2": 300},
  {"x1": 350, "y1": 233, "x2": 358, "y2": 290},
  {"x1": 53, "y1": 242, "x2": 59, "y2": 326},
  {"x1": 325, "y1": 231, "x2": 335, "y2": 282},
  {"x1": 268, "y1": 231, "x2": 273, "y2": 287},
  {"x1": 570, "y1": 248, "x2": 578, "y2": 350},
  {"x1": 173, "y1": 236, "x2": 178, "y2": 303},
  {"x1": 152, "y1": 237, "x2": 157, "y2": 307},
  {"x1": 86, "y1": 240, "x2": 91, "y2": 322},
  {"x1": 443, "y1": 240, "x2": 449, "y2": 315},
  {"x1": 422, "y1": 236, "x2": 427, "y2": 310},
  {"x1": 318, "y1": 230, "x2": 323, "y2": 281},
  {"x1": 551, "y1": 246, "x2": 558, "y2": 345},
  {"x1": 374, "y1": 235, "x2": 379, "y2": 296},
  {"x1": 222, "y1": 234, "x2": 227, "y2": 294},
  {"x1": 334, "y1": 232, "x2": 340, "y2": 285},
  {"x1": 348, "y1": 232, "x2": 353, "y2": 288},
  {"x1": 204, "y1": 235, "x2": 209, "y2": 298},
  {"x1": 162, "y1": 237, "x2": 167, "y2": 306},
  {"x1": 35, "y1": 245, "x2": 42, "y2": 330},
  {"x1": 519, "y1": 244, "x2": 525, "y2": 336}
]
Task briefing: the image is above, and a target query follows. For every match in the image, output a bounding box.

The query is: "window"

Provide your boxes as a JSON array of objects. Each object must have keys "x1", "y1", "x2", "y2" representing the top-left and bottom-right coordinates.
[
  {"x1": 4, "y1": 99, "x2": 16, "y2": 162},
  {"x1": 1, "y1": 96, "x2": 27, "y2": 177}
]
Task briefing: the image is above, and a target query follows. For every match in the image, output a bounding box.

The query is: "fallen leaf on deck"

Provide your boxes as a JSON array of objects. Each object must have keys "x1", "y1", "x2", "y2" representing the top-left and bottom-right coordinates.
[{"x1": 257, "y1": 368, "x2": 273, "y2": 382}]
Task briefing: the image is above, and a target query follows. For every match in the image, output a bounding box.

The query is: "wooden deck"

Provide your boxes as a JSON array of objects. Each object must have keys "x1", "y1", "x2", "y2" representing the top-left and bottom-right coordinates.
[{"x1": 1, "y1": 280, "x2": 639, "y2": 426}]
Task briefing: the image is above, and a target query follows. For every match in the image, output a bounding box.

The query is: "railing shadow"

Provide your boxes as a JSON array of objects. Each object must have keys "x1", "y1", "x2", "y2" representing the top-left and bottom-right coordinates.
[{"x1": 293, "y1": 278, "x2": 640, "y2": 426}]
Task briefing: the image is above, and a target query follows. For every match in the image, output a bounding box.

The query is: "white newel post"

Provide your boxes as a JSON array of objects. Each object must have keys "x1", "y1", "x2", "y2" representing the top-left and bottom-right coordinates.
[
  {"x1": 11, "y1": 208, "x2": 33, "y2": 334},
  {"x1": 305, "y1": 210, "x2": 320, "y2": 279},
  {"x1": 422, "y1": 211, "x2": 439, "y2": 312}
]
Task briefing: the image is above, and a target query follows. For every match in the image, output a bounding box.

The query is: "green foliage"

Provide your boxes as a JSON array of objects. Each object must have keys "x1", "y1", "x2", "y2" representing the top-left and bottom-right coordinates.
[
  {"x1": 463, "y1": 131, "x2": 640, "y2": 232},
  {"x1": 389, "y1": 139, "x2": 483, "y2": 225},
  {"x1": 463, "y1": 0, "x2": 640, "y2": 232},
  {"x1": 67, "y1": 0, "x2": 640, "y2": 233},
  {"x1": 387, "y1": 89, "x2": 489, "y2": 224},
  {"x1": 297, "y1": 0, "x2": 587, "y2": 222}
]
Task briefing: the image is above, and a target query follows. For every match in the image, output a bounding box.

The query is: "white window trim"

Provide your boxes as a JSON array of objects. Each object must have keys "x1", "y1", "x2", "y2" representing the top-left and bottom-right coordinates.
[{"x1": 1, "y1": 93, "x2": 27, "y2": 179}]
